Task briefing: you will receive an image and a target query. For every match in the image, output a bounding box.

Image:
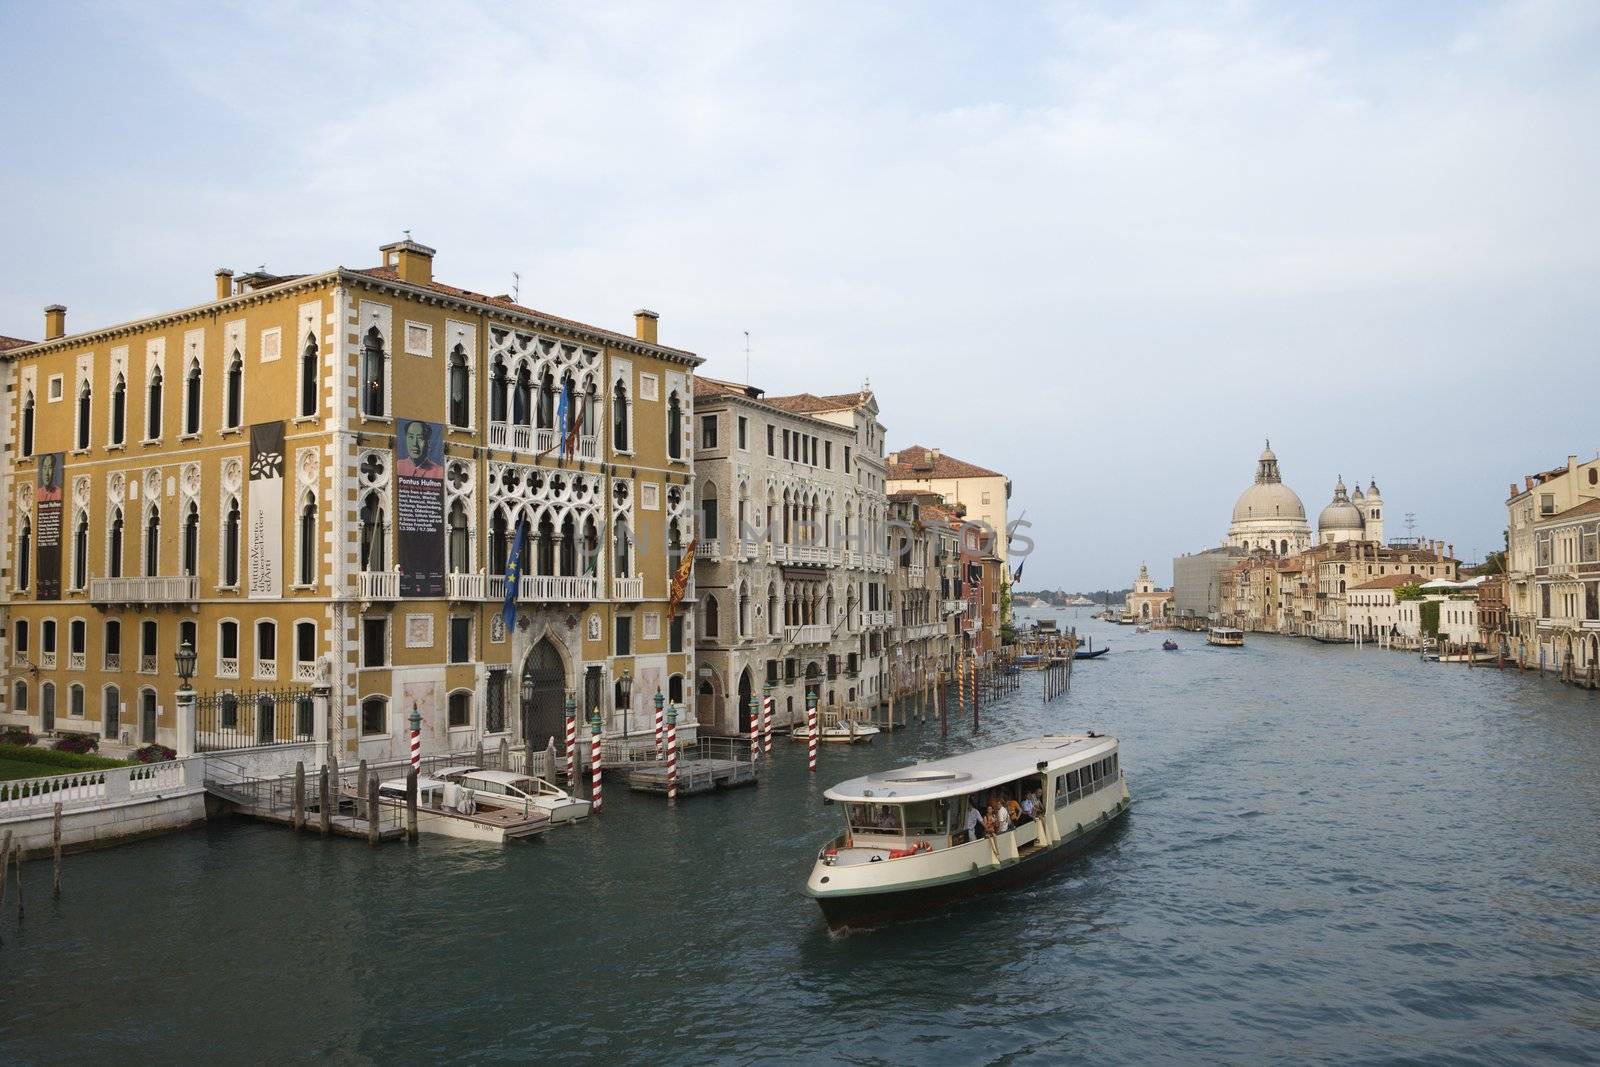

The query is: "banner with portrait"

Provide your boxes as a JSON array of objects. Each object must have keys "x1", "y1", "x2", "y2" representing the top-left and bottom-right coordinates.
[
  {"x1": 35, "y1": 451, "x2": 64, "y2": 601},
  {"x1": 395, "y1": 417, "x2": 445, "y2": 597},
  {"x1": 248, "y1": 422, "x2": 285, "y2": 598}
]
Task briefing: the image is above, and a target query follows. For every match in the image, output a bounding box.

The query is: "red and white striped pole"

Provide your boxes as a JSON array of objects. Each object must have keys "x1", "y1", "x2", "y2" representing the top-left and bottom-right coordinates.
[
  {"x1": 761, "y1": 687, "x2": 774, "y2": 755},
  {"x1": 749, "y1": 695, "x2": 761, "y2": 764},
  {"x1": 665, "y1": 704, "x2": 679, "y2": 801},
  {"x1": 564, "y1": 695, "x2": 577, "y2": 788},
  {"x1": 589, "y1": 711, "x2": 603, "y2": 815},
  {"x1": 408, "y1": 704, "x2": 422, "y2": 774},
  {"x1": 653, "y1": 690, "x2": 665, "y2": 760},
  {"x1": 806, "y1": 689, "x2": 818, "y2": 773}
]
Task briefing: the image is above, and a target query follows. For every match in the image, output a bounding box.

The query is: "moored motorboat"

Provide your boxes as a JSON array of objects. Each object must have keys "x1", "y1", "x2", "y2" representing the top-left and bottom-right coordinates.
[
  {"x1": 805, "y1": 734, "x2": 1130, "y2": 930},
  {"x1": 373, "y1": 776, "x2": 550, "y2": 843},
  {"x1": 436, "y1": 767, "x2": 591, "y2": 822},
  {"x1": 790, "y1": 720, "x2": 880, "y2": 744}
]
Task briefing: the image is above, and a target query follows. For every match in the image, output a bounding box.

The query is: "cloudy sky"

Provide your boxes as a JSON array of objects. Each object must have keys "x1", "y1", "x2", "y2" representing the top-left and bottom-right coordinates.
[{"x1": 3, "y1": 1, "x2": 1597, "y2": 589}]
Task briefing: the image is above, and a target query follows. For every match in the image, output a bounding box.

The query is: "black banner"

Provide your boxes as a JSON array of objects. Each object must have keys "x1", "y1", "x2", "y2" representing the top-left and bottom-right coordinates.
[
  {"x1": 395, "y1": 418, "x2": 445, "y2": 597},
  {"x1": 35, "y1": 452, "x2": 63, "y2": 600},
  {"x1": 249, "y1": 422, "x2": 285, "y2": 598}
]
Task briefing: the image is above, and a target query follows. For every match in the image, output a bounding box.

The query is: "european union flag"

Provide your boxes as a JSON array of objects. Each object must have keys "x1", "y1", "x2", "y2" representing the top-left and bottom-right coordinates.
[
  {"x1": 556, "y1": 382, "x2": 570, "y2": 459},
  {"x1": 502, "y1": 521, "x2": 526, "y2": 634}
]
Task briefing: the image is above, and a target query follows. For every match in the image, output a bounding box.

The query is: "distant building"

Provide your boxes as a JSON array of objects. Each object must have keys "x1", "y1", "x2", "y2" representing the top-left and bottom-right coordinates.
[
  {"x1": 1316, "y1": 476, "x2": 1385, "y2": 545},
  {"x1": 1172, "y1": 546, "x2": 1246, "y2": 620},
  {"x1": 886, "y1": 445, "x2": 1011, "y2": 565},
  {"x1": 1505, "y1": 455, "x2": 1600, "y2": 681},
  {"x1": 1124, "y1": 563, "x2": 1172, "y2": 622},
  {"x1": 1227, "y1": 442, "x2": 1312, "y2": 556}
]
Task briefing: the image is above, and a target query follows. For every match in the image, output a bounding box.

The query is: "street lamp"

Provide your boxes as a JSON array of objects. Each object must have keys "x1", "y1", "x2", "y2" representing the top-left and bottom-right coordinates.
[
  {"x1": 175, "y1": 638, "x2": 197, "y2": 692},
  {"x1": 520, "y1": 671, "x2": 536, "y2": 743},
  {"x1": 617, "y1": 669, "x2": 633, "y2": 738}
]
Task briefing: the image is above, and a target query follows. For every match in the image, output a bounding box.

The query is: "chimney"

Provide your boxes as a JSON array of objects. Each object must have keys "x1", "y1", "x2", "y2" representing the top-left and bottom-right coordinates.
[
  {"x1": 633, "y1": 309, "x2": 659, "y2": 344},
  {"x1": 930, "y1": 448, "x2": 941, "y2": 462},
  {"x1": 44, "y1": 304, "x2": 66, "y2": 341},
  {"x1": 215, "y1": 268, "x2": 234, "y2": 301},
  {"x1": 1525, "y1": 475, "x2": 1535, "y2": 491},
  {"x1": 379, "y1": 237, "x2": 436, "y2": 286},
  {"x1": 887, "y1": 451, "x2": 899, "y2": 466}
]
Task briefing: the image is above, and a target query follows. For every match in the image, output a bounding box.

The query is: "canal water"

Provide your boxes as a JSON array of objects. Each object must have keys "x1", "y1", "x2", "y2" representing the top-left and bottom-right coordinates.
[{"x1": 4, "y1": 614, "x2": 1599, "y2": 1065}]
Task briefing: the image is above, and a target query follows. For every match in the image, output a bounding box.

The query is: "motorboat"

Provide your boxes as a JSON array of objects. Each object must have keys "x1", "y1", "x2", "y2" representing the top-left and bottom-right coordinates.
[
  {"x1": 790, "y1": 720, "x2": 881, "y2": 744},
  {"x1": 373, "y1": 776, "x2": 549, "y2": 843},
  {"x1": 806, "y1": 734, "x2": 1130, "y2": 930},
  {"x1": 1206, "y1": 627, "x2": 1245, "y2": 647},
  {"x1": 1162, "y1": 639, "x2": 1179, "y2": 651},
  {"x1": 435, "y1": 767, "x2": 591, "y2": 822}
]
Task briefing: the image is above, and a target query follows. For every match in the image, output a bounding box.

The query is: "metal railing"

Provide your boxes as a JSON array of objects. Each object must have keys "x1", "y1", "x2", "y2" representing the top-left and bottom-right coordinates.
[{"x1": 195, "y1": 687, "x2": 316, "y2": 751}]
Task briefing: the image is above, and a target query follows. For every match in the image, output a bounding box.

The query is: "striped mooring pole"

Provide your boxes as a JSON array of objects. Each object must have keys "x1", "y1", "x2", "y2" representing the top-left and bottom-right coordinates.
[
  {"x1": 761, "y1": 685, "x2": 774, "y2": 755},
  {"x1": 589, "y1": 712, "x2": 603, "y2": 815},
  {"x1": 749, "y1": 695, "x2": 761, "y2": 763},
  {"x1": 665, "y1": 704, "x2": 679, "y2": 801},
  {"x1": 653, "y1": 689, "x2": 666, "y2": 760},
  {"x1": 564, "y1": 693, "x2": 577, "y2": 787},
  {"x1": 408, "y1": 703, "x2": 422, "y2": 774},
  {"x1": 806, "y1": 688, "x2": 818, "y2": 773}
]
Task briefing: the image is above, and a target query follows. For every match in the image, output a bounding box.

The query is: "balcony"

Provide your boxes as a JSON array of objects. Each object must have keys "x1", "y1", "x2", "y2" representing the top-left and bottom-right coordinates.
[
  {"x1": 908, "y1": 564, "x2": 926, "y2": 579},
  {"x1": 862, "y1": 610, "x2": 891, "y2": 628},
  {"x1": 739, "y1": 539, "x2": 759, "y2": 561},
  {"x1": 521, "y1": 575, "x2": 601, "y2": 602},
  {"x1": 786, "y1": 624, "x2": 831, "y2": 645},
  {"x1": 257, "y1": 660, "x2": 278, "y2": 682},
  {"x1": 447, "y1": 572, "x2": 486, "y2": 600},
  {"x1": 41, "y1": 652, "x2": 57, "y2": 670},
  {"x1": 695, "y1": 541, "x2": 722, "y2": 562},
  {"x1": 219, "y1": 658, "x2": 239, "y2": 679},
  {"x1": 68, "y1": 652, "x2": 85, "y2": 671},
  {"x1": 611, "y1": 576, "x2": 644, "y2": 601},
  {"x1": 774, "y1": 544, "x2": 828, "y2": 566},
  {"x1": 295, "y1": 661, "x2": 319, "y2": 683},
  {"x1": 943, "y1": 599, "x2": 968, "y2": 616},
  {"x1": 90, "y1": 575, "x2": 200, "y2": 604},
  {"x1": 103, "y1": 654, "x2": 120, "y2": 672},
  {"x1": 488, "y1": 421, "x2": 599, "y2": 462},
  {"x1": 357, "y1": 571, "x2": 401, "y2": 600}
]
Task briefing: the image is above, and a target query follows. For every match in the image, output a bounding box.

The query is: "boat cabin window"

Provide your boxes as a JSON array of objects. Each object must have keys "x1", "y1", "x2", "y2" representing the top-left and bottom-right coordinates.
[
  {"x1": 847, "y1": 803, "x2": 903, "y2": 835},
  {"x1": 900, "y1": 799, "x2": 949, "y2": 836},
  {"x1": 1054, "y1": 752, "x2": 1120, "y2": 807}
]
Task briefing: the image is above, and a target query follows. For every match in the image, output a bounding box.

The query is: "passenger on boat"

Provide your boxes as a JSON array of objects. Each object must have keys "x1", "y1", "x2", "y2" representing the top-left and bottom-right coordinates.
[
  {"x1": 959, "y1": 799, "x2": 984, "y2": 844},
  {"x1": 1020, "y1": 791, "x2": 1040, "y2": 821},
  {"x1": 1005, "y1": 795, "x2": 1022, "y2": 826}
]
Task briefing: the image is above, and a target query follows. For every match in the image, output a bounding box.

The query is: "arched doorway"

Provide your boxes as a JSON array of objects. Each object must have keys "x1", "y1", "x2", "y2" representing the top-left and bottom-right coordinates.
[
  {"x1": 519, "y1": 638, "x2": 567, "y2": 748},
  {"x1": 804, "y1": 661, "x2": 822, "y2": 712},
  {"x1": 737, "y1": 667, "x2": 754, "y2": 733},
  {"x1": 140, "y1": 688, "x2": 157, "y2": 743}
]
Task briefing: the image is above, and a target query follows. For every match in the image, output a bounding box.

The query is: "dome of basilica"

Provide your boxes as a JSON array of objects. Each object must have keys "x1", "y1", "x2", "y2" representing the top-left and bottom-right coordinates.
[{"x1": 1318, "y1": 476, "x2": 1365, "y2": 532}]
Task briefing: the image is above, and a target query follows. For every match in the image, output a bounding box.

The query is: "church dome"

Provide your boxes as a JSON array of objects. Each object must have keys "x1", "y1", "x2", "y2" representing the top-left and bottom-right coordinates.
[
  {"x1": 1318, "y1": 476, "x2": 1364, "y2": 531},
  {"x1": 1231, "y1": 442, "x2": 1307, "y2": 523}
]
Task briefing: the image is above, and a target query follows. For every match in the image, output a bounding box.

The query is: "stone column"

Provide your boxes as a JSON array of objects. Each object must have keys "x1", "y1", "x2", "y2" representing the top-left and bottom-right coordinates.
[
  {"x1": 175, "y1": 685, "x2": 197, "y2": 759},
  {"x1": 312, "y1": 683, "x2": 332, "y2": 768}
]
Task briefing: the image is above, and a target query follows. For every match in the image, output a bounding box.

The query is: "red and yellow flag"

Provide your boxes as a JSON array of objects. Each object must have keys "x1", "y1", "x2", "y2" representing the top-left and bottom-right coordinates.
[{"x1": 667, "y1": 540, "x2": 698, "y2": 622}]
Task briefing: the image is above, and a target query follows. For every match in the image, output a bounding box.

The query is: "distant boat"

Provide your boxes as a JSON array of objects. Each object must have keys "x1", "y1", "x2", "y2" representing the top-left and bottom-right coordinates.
[
  {"x1": 1075, "y1": 646, "x2": 1109, "y2": 660},
  {"x1": 1206, "y1": 627, "x2": 1245, "y2": 647},
  {"x1": 1162, "y1": 639, "x2": 1178, "y2": 651}
]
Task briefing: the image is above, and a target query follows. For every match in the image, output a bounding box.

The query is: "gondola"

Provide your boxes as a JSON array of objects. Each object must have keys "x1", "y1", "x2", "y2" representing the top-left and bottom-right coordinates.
[{"x1": 1074, "y1": 646, "x2": 1109, "y2": 660}]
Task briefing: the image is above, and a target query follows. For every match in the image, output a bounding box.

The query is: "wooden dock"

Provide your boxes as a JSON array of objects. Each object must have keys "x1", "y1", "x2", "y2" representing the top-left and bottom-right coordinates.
[{"x1": 626, "y1": 738, "x2": 759, "y2": 797}]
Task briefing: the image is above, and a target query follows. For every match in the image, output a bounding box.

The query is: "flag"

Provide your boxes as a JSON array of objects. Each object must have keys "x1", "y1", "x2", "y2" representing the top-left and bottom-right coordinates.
[
  {"x1": 556, "y1": 381, "x2": 570, "y2": 459},
  {"x1": 667, "y1": 539, "x2": 697, "y2": 622},
  {"x1": 563, "y1": 389, "x2": 585, "y2": 459},
  {"x1": 1013, "y1": 559, "x2": 1025, "y2": 584},
  {"x1": 502, "y1": 521, "x2": 526, "y2": 634}
]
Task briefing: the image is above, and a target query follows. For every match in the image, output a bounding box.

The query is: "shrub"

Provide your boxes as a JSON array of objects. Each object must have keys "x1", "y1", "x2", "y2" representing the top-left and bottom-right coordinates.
[
  {"x1": 0, "y1": 727, "x2": 36, "y2": 747},
  {"x1": 53, "y1": 733, "x2": 101, "y2": 754},
  {"x1": 133, "y1": 743, "x2": 177, "y2": 764},
  {"x1": 0, "y1": 744, "x2": 129, "y2": 772}
]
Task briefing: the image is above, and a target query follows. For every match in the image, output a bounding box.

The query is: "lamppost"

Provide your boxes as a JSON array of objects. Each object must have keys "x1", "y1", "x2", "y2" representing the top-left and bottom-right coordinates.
[
  {"x1": 617, "y1": 669, "x2": 633, "y2": 739},
  {"x1": 519, "y1": 670, "x2": 536, "y2": 746},
  {"x1": 175, "y1": 638, "x2": 197, "y2": 759}
]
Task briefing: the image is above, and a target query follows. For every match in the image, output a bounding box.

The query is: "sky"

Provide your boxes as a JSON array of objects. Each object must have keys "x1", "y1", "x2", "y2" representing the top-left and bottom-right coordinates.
[{"x1": 3, "y1": 1, "x2": 1597, "y2": 589}]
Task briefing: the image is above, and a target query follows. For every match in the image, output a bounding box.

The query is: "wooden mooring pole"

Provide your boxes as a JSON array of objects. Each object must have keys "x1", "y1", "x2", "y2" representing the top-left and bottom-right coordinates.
[
  {"x1": 938, "y1": 668, "x2": 948, "y2": 738},
  {"x1": 52, "y1": 802, "x2": 62, "y2": 899},
  {"x1": 356, "y1": 760, "x2": 369, "y2": 822},
  {"x1": 319, "y1": 765, "x2": 332, "y2": 836},
  {"x1": 13, "y1": 846, "x2": 22, "y2": 924},
  {"x1": 405, "y1": 770, "x2": 419, "y2": 844},
  {"x1": 366, "y1": 775, "x2": 381, "y2": 846},
  {"x1": 292, "y1": 762, "x2": 306, "y2": 832},
  {"x1": 0, "y1": 829, "x2": 11, "y2": 941}
]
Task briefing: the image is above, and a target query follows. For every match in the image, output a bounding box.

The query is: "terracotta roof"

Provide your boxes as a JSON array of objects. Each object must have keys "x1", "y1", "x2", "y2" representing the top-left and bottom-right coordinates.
[
  {"x1": 886, "y1": 445, "x2": 1004, "y2": 481},
  {"x1": 692, "y1": 375, "x2": 754, "y2": 400},
  {"x1": 1547, "y1": 497, "x2": 1600, "y2": 521},
  {"x1": 353, "y1": 267, "x2": 699, "y2": 362},
  {"x1": 1349, "y1": 573, "x2": 1426, "y2": 591},
  {"x1": 0, "y1": 335, "x2": 35, "y2": 351},
  {"x1": 762, "y1": 390, "x2": 870, "y2": 414}
]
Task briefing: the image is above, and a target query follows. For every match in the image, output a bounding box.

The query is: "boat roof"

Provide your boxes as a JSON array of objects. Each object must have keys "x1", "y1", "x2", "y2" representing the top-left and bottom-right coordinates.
[
  {"x1": 379, "y1": 776, "x2": 451, "y2": 791},
  {"x1": 1211, "y1": 626, "x2": 1244, "y2": 634},
  {"x1": 448, "y1": 769, "x2": 533, "y2": 785},
  {"x1": 824, "y1": 734, "x2": 1118, "y2": 804}
]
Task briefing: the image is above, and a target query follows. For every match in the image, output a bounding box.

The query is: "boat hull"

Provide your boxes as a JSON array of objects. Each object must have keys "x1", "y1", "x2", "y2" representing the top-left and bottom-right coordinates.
[{"x1": 811, "y1": 799, "x2": 1130, "y2": 931}]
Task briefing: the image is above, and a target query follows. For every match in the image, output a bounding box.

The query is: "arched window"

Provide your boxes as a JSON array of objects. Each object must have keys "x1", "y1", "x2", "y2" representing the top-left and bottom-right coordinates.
[
  {"x1": 110, "y1": 375, "x2": 126, "y2": 446},
  {"x1": 361, "y1": 695, "x2": 387, "y2": 736},
  {"x1": 256, "y1": 620, "x2": 276, "y2": 665},
  {"x1": 448, "y1": 344, "x2": 470, "y2": 427},
  {"x1": 489, "y1": 510, "x2": 509, "y2": 574},
  {"x1": 703, "y1": 593, "x2": 720, "y2": 637},
  {"x1": 72, "y1": 512, "x2": 89, "y2": 590},
  {"x1": 614, "y1": 520, "x2": 631, "y2": 578},
  {"x1": 144, "y1": 505, "x2": 161, "y2": 577},
  {"x1": 298, "y1": 496, "x2": 317, "y2": 586},
  {"x1": 20, "y1": 389, "x2": 34, "y2": 456},
  {"x1": 13, "y1": 681, "x2": 27, "y2": 713},
  {"x1": 76, "y1": 380, "x2": 92, "y2": 449},
  {"x1": 41, "y1": 682, "x2": 56, "y2": 730},
  {"x1": 361, "y1": 328, "x2": 385, "y2": 417},
  {"x1": 104, "y1": 619, "x2": 120, "y2": 669},
  {"x1": 223, "y1": 498, "x2": 241, "y2": 587},
  {"x1": 219, "y1": 619, "x2": 239, "y2": 673},
  {"x1": 17, "y1": 517, "x2": 29, "y2": 590},
  {"x1": 225, "y1": 351, "x2": 243, "y2": 429},
  {"x1": 560, "y1": 515, "x2": 577, "y2": 576},
  {"x1": 108, "y1": 506, "x2": 124, "y2": 578},
  {"x1": 182, "y1": 502, "x2": 199, "y2": 576},
  {"x1": 69, "y1": 683, "x2": 85, "y2": 720},
  {"x1": 584, "y1": 381, "x2": 599, "y2": 443},
  {"x1": 184, "y1": 359, "x2": 202, "y2": 435},
  {"x1": 295, "y1": 620, "x2": 316, "y2": 668},
  {"x1": 612, "y1": 380, "x2": 629, "y2": 452},
  {"x1": 299, "y1": 334, "x2": 319, "y2": 417},
  {"x1": 767, "y1": 583, "x2": 779, "y2": 635},
  {"x1": 513, "y1": 366, "x2": 532, "y2": 425},
  {"x1": 666, "y1": 391, "x2": 682, "y2": 460},
  {"x1": 256, "y1": 694, "x2": 275, "y2": 744},
  {"x1": 139, "y1": 687, "x2": 157, "y2": 744},
  {"x1": 490, "y1": 357, "x2": 508, "y2": 422},
  {"x1": 700, "y1": 485, "x2": 719, "y2": 540},
  {"x1": 448, "y1": 689, "x2": 472, "y2": 728},
  {"x1": 536, "y1": 514, "x2": 556, "y2": 576},
  {"x1": 537, "y1": 371, "x2": 556, "y2": 429},
  {"x1": 581, "y1": 516, "x2": 600, "y2": 578},
  {"x1": 448, "y1": 501, "x2": 470, "y2": 573},
  {"x1": 739, "y1": 581, "x2": 750, "y2": 636},
  {"x1": 146, "y1": 369, "x2": 163, "y2": 440},
  {"x1": 360, "y1": 493, "x2": 386, "y2": 571}
]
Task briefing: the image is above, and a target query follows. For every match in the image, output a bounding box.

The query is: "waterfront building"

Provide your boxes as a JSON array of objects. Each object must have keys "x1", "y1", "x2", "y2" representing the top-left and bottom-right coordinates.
[
  {"x1": 1346, "y1": 573, "x2": 1428, "y2": 644},
  {"x1": 1124, "y1": 563, "x2": 1172, "y2": 621},
  {"x1": 1171, "y1": 545, "x2": 1246, "y2": 623},
  {"x1": 0, "y1": 239, "x2": 700, "y2": 762},
  {"x1": 1316, "y1": 477, "x2": 1384, "y2": 545},
  {"x1": 688, "y1": 376, "x2": 891, "y2": 731},
  {"x1": 1227, "y1": 442, "x2": 1312, "y2": 556},
  {"x1": 886, "y1": 445, "x2": 1012, "y2": 565},
  {"x1": 887, "y1": 490, "x2": 959, "y2": 695},
  {"x1": 1222, "y1": 541, "x2": 1458, "y2": 638},
  {"x1": 1505, "y1": 455, "x2": 1600, "y2": 681}
]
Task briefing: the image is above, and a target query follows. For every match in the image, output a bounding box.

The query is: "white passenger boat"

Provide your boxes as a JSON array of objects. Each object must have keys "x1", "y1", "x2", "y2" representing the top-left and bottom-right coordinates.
[
  {"x1": 789, "y1": 720, "x2": 881, "y2": 744},
  {"x1": 374, "y1": 776, "x2": 549, "y2": 843},
  {"x1": 436, "y1": 767, "x2": 591, "y2": 823},
  {"x1": 1206, "y1": 626, "x2": 1245, "y2": 647},
  {"x1": 805, "y1": 734, "x2": 1130, "y2": 930}
]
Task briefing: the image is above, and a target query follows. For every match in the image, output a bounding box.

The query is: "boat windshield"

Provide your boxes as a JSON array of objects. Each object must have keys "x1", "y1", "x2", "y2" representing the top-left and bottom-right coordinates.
[{"x1": 845, "y1": 799, "x2": 951, "y2": 837}]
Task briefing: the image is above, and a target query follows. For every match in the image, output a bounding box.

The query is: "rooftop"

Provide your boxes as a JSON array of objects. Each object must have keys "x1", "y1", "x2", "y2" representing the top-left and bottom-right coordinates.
[
  {"x1": 0, "y1": 335, "x2": 34, "y2": 351},
  {"x1": 1349, "y1": 573, "x2": 1427, "y2": 591},
  {"x1": 886, "y1": 445, "x2": 1004, "y2": 481},
  {"x1": 762, "y1": 390, "x2": 873, "y2": 414}
]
